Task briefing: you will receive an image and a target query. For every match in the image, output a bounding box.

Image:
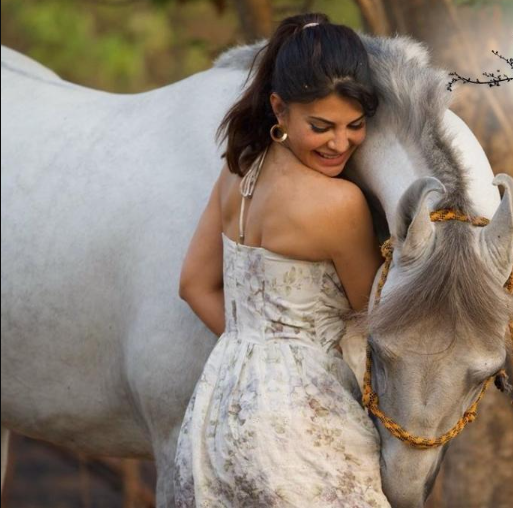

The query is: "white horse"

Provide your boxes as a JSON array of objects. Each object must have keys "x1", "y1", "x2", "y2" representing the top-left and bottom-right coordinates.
[{"x1": 2, "y1": 32, "x2": 511, "y2": 508}]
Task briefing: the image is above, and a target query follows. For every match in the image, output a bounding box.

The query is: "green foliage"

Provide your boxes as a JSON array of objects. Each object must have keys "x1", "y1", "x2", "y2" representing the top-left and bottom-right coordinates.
[
  {"x1": 312, "y1": 0, "x2": 361, "y2": 26},
  {"x1": 2, "y1": 0, "x2": 150, "y2": 91},
  {"x1": 150, "y1": 0, "x2": 173, "y2": 6},
  {"x1": 454, "y1": 0, "x2": 485, "y2": 5},
  {"x1": 0, "y1": 0, "x2": 362, "y2": 92}
]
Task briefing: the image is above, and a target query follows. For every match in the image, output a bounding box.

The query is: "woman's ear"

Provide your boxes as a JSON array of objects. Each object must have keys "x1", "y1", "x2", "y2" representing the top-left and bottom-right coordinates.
[{"x1": 270, "y1": 93, "x2": 286, "y2": 120}]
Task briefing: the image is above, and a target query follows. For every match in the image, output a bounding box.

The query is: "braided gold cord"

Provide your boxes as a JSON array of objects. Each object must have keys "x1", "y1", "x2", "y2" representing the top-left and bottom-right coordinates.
[
  {"x1": 430, "y1": 208, "x2": 491, "y2": 227},
  {"x1": 362, "y1": 344, "x2": 504, "y2": 448},
  {"x1": 375, "y1": 239, "x2": 394, "y2": 306},
  {"x1": 364, "y1": 209, "x2": 513, "y2": 449},
  {"x1": 507, "y1": 270, "x2": 513, "y2": 346}
]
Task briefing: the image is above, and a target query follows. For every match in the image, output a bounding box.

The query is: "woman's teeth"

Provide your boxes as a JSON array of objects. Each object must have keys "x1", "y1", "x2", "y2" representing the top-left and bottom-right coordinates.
[{"x1": 316, "y1": 151, "x2": 342, "y2": 159}]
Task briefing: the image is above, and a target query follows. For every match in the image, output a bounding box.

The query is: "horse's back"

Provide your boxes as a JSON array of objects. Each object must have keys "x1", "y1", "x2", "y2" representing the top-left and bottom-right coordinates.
[{"x1": 2, "y1": 45, "x2": 62, "y2": 82}]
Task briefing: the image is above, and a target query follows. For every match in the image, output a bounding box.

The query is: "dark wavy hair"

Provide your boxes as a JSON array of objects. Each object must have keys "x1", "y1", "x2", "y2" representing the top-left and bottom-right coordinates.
[{"x1": 215, "y1": 12, "x2": 379, "y2": 176}]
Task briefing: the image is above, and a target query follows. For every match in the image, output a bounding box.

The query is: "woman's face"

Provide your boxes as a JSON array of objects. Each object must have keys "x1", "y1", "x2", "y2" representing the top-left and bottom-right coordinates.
[{"x1": 270, "y1": 92, "x2": 367, "y2": 177}]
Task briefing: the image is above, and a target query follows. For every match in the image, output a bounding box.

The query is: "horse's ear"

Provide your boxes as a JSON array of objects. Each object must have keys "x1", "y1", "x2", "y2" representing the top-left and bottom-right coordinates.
[
  {"x1": 393, "y1": 177, "x2": 446, "y2": 265},
  {"x1": 478, "y1": 173, "x2": 513, "y2": 282}
]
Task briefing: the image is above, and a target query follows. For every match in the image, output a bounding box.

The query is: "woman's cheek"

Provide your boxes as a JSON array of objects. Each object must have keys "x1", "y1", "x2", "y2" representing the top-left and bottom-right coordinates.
[{"x1": 355, "y1": 127, "x2": 367, "y2": 145}]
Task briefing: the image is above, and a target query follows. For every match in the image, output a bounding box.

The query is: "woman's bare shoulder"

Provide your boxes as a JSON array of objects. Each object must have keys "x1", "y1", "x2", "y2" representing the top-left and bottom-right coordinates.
[
  {"x1": 310, "y1": 178, "x2": 382, "y2": 312},
  {"x1": 322, "y1": 177, "x2": 368, "y2": 212},
  {"x1": 301, "y1": 176, "x2": 373, "y2": 253},
  {"x1": 300, "y1": 174, "x2": 367, "y2": 222}
]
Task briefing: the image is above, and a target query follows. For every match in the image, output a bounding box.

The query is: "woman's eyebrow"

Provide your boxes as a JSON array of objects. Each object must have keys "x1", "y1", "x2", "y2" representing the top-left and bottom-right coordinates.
[{"x1": 308, "y1": 113, "x2": 365, "y2": 125}]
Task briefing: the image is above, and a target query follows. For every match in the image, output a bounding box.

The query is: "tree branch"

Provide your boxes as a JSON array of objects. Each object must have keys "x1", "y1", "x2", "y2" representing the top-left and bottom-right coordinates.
[{"x1": 441, "y1": 0, "x2": 513, "y2": 142}]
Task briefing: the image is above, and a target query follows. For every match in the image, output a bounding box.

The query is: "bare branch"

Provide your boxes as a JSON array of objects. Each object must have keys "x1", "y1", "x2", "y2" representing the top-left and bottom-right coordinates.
[{"x1": 447, "y1": 47, "x2": 513, "y2": 91}]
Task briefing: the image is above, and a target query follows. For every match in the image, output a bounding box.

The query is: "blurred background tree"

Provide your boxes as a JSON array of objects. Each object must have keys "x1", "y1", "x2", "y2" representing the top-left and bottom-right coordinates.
[
  {"x1": 1, "y1": 1, "x2": 512, "y2": 507},
  {"x1": 0, "y1": 0, "x2": 362, "y2": 92}
]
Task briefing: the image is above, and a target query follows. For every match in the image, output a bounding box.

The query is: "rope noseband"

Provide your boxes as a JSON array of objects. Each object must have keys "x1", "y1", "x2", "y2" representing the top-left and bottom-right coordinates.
[{"x1": 363, "y1": 209, "x2": 513, "y2": 449}]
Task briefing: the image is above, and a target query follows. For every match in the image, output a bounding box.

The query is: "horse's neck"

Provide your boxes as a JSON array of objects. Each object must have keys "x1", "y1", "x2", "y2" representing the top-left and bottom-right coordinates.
[
  {"x1": 347, "y1": 130, "x2": 425, "y2": 235},
  {"x1": 347, "y1": 109, "x2": 501, "y2": 235},
  {"x1": 441, "y1": 109, "x2": 501, "y2": 219}
]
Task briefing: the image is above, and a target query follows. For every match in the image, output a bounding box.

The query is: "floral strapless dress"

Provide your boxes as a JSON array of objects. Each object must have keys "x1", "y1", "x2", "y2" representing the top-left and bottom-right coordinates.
[{"x1": 173, "y1": 230, "x2": 390, "y2": 507}]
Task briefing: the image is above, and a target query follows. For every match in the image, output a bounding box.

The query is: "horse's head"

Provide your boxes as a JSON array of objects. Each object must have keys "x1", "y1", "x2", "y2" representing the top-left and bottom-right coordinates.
[{"x1": 365, "y1": 174, "x2": 513, "y2": 508}]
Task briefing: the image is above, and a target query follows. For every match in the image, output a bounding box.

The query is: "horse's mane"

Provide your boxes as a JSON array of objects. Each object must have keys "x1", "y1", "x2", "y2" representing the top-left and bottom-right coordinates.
[
  {"x1": 367, "y1": 223, "x2": 512, "y2": 343},
  {"x1": 213, "y1": 34, "x2": 513, "y2": 342}
]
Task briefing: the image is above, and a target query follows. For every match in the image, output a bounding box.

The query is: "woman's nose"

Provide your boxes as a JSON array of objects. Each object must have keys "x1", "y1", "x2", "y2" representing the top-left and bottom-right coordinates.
[{"x1": 327, "y1": 135, "x2": 350, "y2": 153}]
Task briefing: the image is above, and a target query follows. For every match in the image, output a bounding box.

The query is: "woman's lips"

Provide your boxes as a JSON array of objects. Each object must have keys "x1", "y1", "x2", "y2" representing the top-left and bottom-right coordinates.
[{"x1": 313, "y1": 149, "x2": 349, "y2": 166}]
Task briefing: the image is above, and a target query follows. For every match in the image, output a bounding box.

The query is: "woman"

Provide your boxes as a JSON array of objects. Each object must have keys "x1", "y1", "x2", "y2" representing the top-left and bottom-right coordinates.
[{"x1": 175, "y1": 12, "x2": 390, "y2": 508}]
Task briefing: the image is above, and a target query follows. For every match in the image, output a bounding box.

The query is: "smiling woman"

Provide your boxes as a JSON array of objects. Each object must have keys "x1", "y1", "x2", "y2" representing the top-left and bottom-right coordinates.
[
  {"x1": 175, "y1": 11, "x2": 391, "y2": 508},
  {"x1": 269, "y1": 92, "x2": 368, "y2": 176}
]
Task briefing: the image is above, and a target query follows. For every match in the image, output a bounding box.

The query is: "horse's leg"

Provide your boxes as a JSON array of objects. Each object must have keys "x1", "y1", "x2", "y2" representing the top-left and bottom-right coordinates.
[
  {"x1": 1, "y1": 426, "x2": 10, "y2": 493},
  {"x1": 154, "y1": 439, "x2": 177, "y2": 508}
]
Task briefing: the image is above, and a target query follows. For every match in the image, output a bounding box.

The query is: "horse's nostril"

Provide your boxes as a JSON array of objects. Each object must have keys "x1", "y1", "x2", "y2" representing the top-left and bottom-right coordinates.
[{"x1": 423, "y1": 478, "x2": 434, "y2": 503}]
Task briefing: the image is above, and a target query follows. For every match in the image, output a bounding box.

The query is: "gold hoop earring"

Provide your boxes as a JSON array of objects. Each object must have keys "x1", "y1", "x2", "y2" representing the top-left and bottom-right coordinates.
[{"x1": 270, "y1": 124, "x2": 288, "y2": 143}]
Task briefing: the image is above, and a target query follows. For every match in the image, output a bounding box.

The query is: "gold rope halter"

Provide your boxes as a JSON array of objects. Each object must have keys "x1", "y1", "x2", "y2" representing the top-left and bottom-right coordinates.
[{"x1": 362, "y1": 209, "x2": 513, "y2": 449}]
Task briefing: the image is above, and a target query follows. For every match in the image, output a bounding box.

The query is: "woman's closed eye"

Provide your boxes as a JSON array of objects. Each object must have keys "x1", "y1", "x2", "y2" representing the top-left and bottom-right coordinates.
[
  {"x1": 310, "y1": 122, "x2": 365, "y2": 133},
  {"x1": 350, "y1": 121, "x2": 366, "y2": 130},
  {"x1": 310, "y1": 124, "x2": 329, "y2": 133}
]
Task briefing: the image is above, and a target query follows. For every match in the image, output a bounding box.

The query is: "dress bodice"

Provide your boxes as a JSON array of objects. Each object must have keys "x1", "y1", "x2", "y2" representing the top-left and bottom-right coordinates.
[{"x1": 222, "y1": 208, "x2": 351, "y2": 353}]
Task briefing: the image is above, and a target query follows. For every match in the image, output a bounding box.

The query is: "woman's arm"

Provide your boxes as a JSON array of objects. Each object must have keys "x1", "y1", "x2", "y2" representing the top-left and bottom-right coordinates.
[
  {"x1": 179, "y1": 167, "x2": 229, "y2": 338},
  {"x1": 181, "y1": 287, "x2": 225, "y2": 337},
  {"x1": 318, "y1": 181, "x2": 384, "y2": 313}
]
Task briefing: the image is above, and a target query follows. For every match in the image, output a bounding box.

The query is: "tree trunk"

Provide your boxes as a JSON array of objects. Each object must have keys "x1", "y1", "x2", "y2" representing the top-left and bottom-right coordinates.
[
  {"x1": 233, "y1": 0, "x2": 273, "y2": 41},
  {"x1": 353, "y1": 0, "x2": 391, "y2": 35}
]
